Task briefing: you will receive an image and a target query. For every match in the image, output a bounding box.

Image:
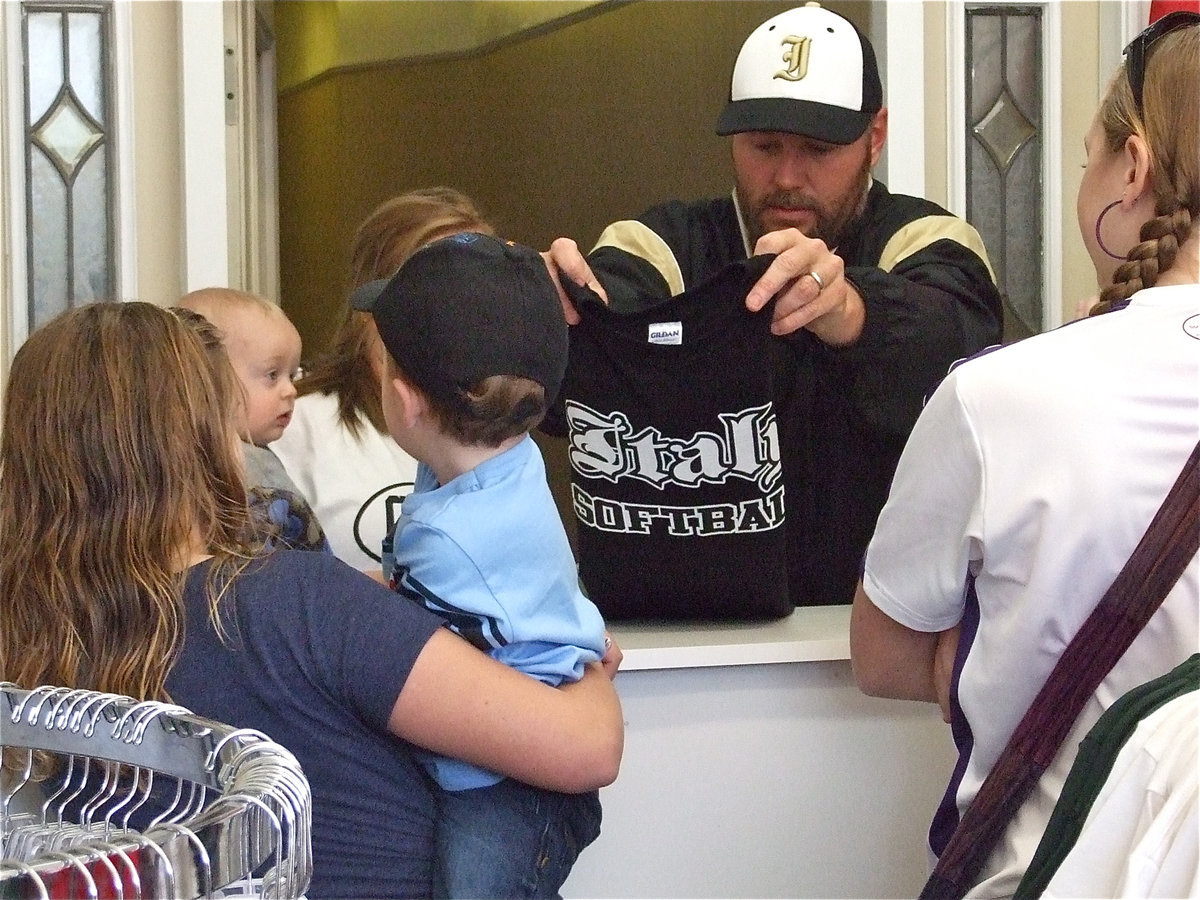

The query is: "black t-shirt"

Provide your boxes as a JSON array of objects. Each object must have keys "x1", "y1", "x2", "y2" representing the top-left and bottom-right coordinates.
[
  {"x1": 546, "y1": 256, "x2": 790, "y2": 621},
  {"x1": 583, "y1": 187, "x2": 1003, "y2": 607}
]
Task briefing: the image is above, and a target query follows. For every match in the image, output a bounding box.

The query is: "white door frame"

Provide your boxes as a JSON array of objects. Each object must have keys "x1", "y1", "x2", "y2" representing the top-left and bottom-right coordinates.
[
  {"x1": 180, "y1": 0, "x2": 280, "y2": 300},
  {"x1": 1, "y1": 0, "x2": 26, "y2": 377},
  {"x1": 876, "y1": 1, "x2": 926, "y2": 198},
  {"x1": 179, "y1": 0, "x2": 232, "y2": 291}
]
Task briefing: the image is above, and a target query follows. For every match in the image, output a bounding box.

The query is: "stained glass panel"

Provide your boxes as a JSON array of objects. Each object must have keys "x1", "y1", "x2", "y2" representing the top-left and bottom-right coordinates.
[
  {"x1": 29, "y1": 148, "x2": 69, "y2": 326},
  {"x1": 966, "y1": 5, "x2": 1044, "y2": 342},
  {"x1": 22, "y1": 2, "x2": 114, "y2": 330}
]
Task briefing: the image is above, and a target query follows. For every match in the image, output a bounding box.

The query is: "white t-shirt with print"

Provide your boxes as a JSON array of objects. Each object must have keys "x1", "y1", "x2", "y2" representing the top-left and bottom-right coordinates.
[{"x1": 272, "y1": 390, "x2": 418, "y2": 570}]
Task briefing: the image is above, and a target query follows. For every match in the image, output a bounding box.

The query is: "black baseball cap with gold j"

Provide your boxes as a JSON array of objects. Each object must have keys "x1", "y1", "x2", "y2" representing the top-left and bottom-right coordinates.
[{"x1": 716, "y1": 2, "x2": 882, "y2": 145}]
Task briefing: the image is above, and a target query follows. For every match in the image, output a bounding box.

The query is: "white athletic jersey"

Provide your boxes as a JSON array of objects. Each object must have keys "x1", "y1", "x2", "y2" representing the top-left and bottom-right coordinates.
[
  {"x1": 862, "y1": 284, "x2": 1200, "y2": 897},
  {"x1": 271, "y1": 390, "x2": 419, "y2": 571}
]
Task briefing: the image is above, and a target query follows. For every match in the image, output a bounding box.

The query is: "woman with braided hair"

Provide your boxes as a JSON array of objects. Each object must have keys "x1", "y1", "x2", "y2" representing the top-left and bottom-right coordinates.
[
  {"x1": 850, "y1": 13, "x2": 1198, "y2": 898},
  {"x1": 1084, "y1": 14, "x2": 1199, "y2": 316}
]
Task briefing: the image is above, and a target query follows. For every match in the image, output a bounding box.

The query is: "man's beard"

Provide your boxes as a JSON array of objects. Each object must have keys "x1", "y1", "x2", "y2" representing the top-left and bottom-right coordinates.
[{"x1": 741, "y1": 152, "x2": 872, "y2": 249}]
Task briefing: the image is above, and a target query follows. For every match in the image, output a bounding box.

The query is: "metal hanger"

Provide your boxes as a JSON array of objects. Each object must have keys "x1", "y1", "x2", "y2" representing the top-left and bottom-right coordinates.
[{"x1": 1, "y1": 684, "x2": 312, "y2": 899}]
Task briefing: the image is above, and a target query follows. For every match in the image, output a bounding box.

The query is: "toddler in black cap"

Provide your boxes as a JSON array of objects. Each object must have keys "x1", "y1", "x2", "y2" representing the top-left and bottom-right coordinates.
[
  {"x1": 353, "y1": 231, "x2": 611, "y2": 899},
  {"x1": 354, "y1": 231, "x2": 569, "y2": 430}
]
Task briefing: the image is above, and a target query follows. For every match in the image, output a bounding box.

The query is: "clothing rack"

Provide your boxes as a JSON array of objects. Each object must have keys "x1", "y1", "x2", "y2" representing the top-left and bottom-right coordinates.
[{"x1": 0, "y1": 683, "x2": 312, "y2": 899}]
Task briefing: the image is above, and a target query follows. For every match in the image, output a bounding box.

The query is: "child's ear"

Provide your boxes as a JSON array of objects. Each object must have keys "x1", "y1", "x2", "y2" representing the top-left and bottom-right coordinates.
[{"x1": 389, "y1": 374, "x2": 426, "y2": 429}]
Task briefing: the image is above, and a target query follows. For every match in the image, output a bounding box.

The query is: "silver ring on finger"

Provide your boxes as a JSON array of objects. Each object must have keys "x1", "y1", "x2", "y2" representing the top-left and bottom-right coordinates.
[{"x1": 805, "y1": 270, "x2": 826, "y2": 294}]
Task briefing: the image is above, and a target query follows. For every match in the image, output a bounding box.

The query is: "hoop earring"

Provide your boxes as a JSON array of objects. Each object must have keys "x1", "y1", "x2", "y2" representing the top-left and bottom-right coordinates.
[{"x1": 1095, "y1": 199, "x2": 1127, "y2": 260}]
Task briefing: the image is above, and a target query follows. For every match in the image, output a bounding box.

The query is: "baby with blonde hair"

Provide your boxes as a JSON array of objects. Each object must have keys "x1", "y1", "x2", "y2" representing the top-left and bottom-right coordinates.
[
  {"x1": 179, "y1": 288, "x2": 304, "y2": 488},
  {"x1": 179, "y1": 289, "x2": 302, "y2": 443},
  {"x1": 178, "y1": 288, "x2": 326, "y2": 550}
]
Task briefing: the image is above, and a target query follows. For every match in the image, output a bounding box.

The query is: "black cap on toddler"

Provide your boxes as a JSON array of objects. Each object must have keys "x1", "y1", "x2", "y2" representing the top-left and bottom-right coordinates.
[{"x1": 351, "y1": 232, "x2": 568, "y2": 409}]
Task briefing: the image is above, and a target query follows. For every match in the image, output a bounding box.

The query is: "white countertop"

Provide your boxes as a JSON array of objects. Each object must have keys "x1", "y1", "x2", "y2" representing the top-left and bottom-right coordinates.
[{"x1": 610, "y1": 604, "x2": 851, "y2": 671}]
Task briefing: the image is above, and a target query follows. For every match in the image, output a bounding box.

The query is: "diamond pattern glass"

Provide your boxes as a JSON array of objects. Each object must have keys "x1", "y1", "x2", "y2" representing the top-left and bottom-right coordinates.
[
  {"x1": 973, "y1": 87, "x2": 1036, "y2": 173},
  {"x1": 22, "y1": 2, "x2": 114, "y2": 330},
  {"x1": 35, "y1": 94, "x2": 103, "y2": 176},
  {"x1": 966, "y1": 5, "x2": 1044, "y2": 342}
]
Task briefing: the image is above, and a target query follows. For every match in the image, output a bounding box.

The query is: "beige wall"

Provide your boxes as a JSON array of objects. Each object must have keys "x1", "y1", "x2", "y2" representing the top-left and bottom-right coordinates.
[
  {"x1": 129, "y1": 2, "x2": 184, "y2": 307},
  {"x1": 1060, "y1": 1, "x2": 1104, "y2": 320},
  {"x1": 275, "y1": 0, "x2": 607, "y2": 92}
]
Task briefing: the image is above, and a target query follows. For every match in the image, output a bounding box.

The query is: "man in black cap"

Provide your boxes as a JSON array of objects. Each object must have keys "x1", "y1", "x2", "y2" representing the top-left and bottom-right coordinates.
[{"x1": 545, "y1": 3, "x2": 1003, "y2": 609}]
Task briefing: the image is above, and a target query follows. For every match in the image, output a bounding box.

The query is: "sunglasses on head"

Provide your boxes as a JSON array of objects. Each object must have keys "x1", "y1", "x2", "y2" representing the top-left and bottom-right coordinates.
[{"x1": 1122, "y1": 10, "x2": 1200, "y2": 115}]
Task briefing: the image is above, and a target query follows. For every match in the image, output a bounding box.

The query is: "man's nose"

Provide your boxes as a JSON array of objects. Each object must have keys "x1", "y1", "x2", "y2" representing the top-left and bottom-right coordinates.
[{"x1": 774, "y1": 149, "x2": 810, "y2": 190}]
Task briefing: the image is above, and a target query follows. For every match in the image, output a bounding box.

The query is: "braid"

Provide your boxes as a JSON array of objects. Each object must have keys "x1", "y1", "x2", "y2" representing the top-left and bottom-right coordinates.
[
  {"x1": 1089, "y1": 24, "x2": 1198, "y2": 317},
  {"x1": 1093, "y1": 205, "x2": 1192, "y2": 314}
]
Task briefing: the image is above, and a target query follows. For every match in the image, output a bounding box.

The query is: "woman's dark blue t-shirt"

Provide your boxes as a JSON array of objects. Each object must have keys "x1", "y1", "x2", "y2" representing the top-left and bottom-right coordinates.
[{"x1": 169, "y1": 551, "x2": 443, "y2": 898}]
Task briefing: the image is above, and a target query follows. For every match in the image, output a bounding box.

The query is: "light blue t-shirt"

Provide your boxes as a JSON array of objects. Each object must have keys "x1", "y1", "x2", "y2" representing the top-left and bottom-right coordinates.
[{"x1": 391, "y1": 434, "x2": 606, "y2": 790}]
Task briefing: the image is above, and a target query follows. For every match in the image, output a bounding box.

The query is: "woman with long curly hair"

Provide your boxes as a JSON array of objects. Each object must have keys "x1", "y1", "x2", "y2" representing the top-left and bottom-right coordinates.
[{"x1": 0, "y1": 300, "x2": 622, "y2": 900}]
